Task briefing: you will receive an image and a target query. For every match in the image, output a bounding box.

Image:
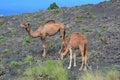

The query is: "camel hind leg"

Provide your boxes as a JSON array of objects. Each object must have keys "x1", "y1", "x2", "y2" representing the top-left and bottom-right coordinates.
[
  {"x1": 83, "y1": 43, "x2": 87, "y2": 71},
  {"x1": 41, "y1": 35, "x2": 46, "y2": 58},
  {"x1": 59, "y1": 27, "x2": 66, "y2": 54},
  {"x1": 79, "y1": 44, "x2": 85, "y2": 71}
]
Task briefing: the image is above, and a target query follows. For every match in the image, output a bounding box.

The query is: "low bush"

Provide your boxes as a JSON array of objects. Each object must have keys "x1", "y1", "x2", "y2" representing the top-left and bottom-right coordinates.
[{"x1": 17, "y1": 60, "x2": 68, "y2": 80}]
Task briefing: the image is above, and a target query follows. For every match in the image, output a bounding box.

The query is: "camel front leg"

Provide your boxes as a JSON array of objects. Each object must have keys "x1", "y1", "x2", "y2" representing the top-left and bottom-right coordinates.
[
  {"x1": 73, "y1": 53, "x2": 77, "y2": 67},
  {"x1": 59, "y1": 38, "x2": 66, "y2": 54},
  {"x1": 68, "y1": 48, "x2": 72, "y2": 69},
  {"x1": 41, "y1": 36, "x2": 46, "y2": 58}
]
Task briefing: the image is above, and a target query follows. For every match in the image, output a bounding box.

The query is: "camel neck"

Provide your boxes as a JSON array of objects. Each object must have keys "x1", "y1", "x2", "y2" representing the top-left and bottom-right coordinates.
[
  {"x1": 26, "y1": 26, "x2": 40, "y2": 38},
  {"x1": 25, "y1": 27, "x2": 33, "y2": 37}
]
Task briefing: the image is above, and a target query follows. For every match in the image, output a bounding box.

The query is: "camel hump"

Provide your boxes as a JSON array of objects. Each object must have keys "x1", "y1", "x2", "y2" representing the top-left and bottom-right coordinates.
[{"x1": 45, "y1": 20, "x2": 56, "y2": 24}]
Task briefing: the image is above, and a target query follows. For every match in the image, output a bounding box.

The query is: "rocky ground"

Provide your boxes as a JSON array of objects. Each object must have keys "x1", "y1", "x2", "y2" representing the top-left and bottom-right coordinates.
[{"x1": 0, "y1": 1, "x2": 120, "y2": 80}]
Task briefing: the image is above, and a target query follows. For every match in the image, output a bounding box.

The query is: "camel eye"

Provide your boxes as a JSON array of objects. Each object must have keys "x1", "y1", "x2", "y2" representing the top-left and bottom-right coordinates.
[{"x1": 27, "y1": 23, "x2": 30, "y2": 26}]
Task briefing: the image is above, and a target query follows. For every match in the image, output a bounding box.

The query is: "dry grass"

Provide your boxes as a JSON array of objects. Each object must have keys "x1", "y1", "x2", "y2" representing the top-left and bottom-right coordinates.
[{"x1": 79, "y1": 69, "x2": 120, "y2": 80}]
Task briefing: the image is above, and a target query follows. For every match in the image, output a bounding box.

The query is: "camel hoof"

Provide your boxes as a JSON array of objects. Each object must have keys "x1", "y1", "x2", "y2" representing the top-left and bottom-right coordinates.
[
  {"x1": 73, "y1": 65, "x2": 77, "y2": 67},
  {"x1": 79, "y1": 68, "x2": 83, "y2": 71},
  {"x1": 42, "y1": 54, "x2": 46, "y2": 58},
  {"x1": 59, "y1": 50, "x2": 61, "y2": 54},
  {"x1": 83, "y1": 67, "x2": 87, "y2": 71},
  {"x1": 67, "y1": 67, "x2": 71, "y2": 69}
]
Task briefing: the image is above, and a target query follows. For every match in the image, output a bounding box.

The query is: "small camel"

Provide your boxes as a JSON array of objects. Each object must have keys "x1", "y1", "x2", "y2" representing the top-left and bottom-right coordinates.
[
  {"x1": 60, "y1": 32, "x2": 87, "y2": 71},
  {"x1": 20, "y1": 20, "x2": 66, "y2": 57}
]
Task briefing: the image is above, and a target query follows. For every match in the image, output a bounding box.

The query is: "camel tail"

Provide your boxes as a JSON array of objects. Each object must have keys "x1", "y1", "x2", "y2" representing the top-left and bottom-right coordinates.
[
  {"x1": 63, "y1": 30, "x2": 66, "y2": 41},
  {"x1": 84, "y1": 43, "x2": 87, "y2": 56}
]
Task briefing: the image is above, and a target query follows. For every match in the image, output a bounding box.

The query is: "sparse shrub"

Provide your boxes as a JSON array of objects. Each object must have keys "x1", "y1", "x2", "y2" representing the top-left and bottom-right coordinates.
[
  {"x1": 99, "y1": 24, "x2": 107, "y2": 31},
  {"x1": 17, "y1": 60, "x2": 68, "y2": 80},
  {"x1": 81, "y1": 27, "x2": 91, "y2": 32},
  {"x1": 23, "y1": 36, "x2": 31, "y2": 44},
  {"x1": 80, "y1": 27, "x2": 91, "y2": 36},
  {"x1": 16, "y1": 69, "x2": 23, "y2": 75},
  {"x1": 79, "y1": 69, "x2": 120, "y2": 80},
  {"x1": 48, "y1": 2, "x2": 59, "y2": 10},
  {"x1": 0, "y1": 23, "x2": 7, "y2": 29},
  {"x1": 0, "y1": 35, "x2": 5, "y2": 42},
  {"x1": 75, "y1": 14, "x2": 83, "y2": 22},
  {"x1": 106, "y1": 69, "x2": 120, "y2": 80},
  {"x1": 24, "y1": 55, "x2": 33, "y2": 62},
  {"x1": 109, "y1": 0, "x2": 119, "y2": 2},
  {"x1": 10, "y1": 29, "x2": 17, "y2": 34},
  {"x1": 10, "y1": 61, "x2": 20, "y2": 67},
  {"x1": 86, "y1": 12, "x2": 97, "y2": 19},
  {"x1": 97, "y1": 31, "x2": 102, "y2": 37},
  {"x1": 24, "y1": 55, "x2": 33, "y2": 65},
  {"x1": 100, "y1": 36, "x2": 107, "y2": 44},
  {"x1": 2, "y1": 49, "x2": 10, "y2": 53},
  {"x1": 79, "y1": 70, "x2": 103, "y2": 80}
]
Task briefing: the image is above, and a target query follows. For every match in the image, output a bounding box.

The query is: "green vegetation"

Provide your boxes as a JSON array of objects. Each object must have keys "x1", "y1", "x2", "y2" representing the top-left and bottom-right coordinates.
[
  {"x1": 86, "y1": 12, "x2": 97, "y2": 19},
  {"x1": 80, "y1": 27, "x2": 91, "y2": 36},
  {"x1": 97, "y1": 31, "x2": 102, "y2": 37},
  {"x1": 17, "y1": 60, "x2": 68, "y2": 80},
  {"x1": 0, "y1": 23, "x2": 7, "y2": 29},
  {"x1": 79, "y1": 69, "x2": 120, "y2": 80},
  {"x1": 24, "y1": 55, "x2": 33, "y2": 65},
  {"x1": 23, "y1": 36, "x2": 31, "y2": 44},
  {"x1": 10, "y1": 29, "x2": 17, "y2": 34},
  {"x1": 99, "y1": 24, "x2": 107, "y2": 31},
  {"x1": 10, "y1": 61, "x2": 20, "y2": 67},
  {"x1": 2, "y1": 49, "x2": 10, "y2": 53},
  {"x1": 0, "y1": 35, "x2": 5, "y2": 42},
  {"x1": 48, "y1": 2, "x2": 59, "y2": 10},
  {"x1": 75, "y1": 14, "x2": 83, "y2": 22},
  {"x1": 100, "y1": 36, "x2": 107, "y2": 44},
  {"x1": 75, "y1": 12, "x2": 97, "y2": 22},
  {"x1": 109, "y1": 0, "x2": 119, "y2": 2},
  {"x1": 81, "y1": 27, "x2": 91, "y2": 33},
  {"x1": 97, "y1": 24, "x2": 108, "y2": 44},
  {"x1": 26, "y1": 17, "x2": 42, "y2": 22}
]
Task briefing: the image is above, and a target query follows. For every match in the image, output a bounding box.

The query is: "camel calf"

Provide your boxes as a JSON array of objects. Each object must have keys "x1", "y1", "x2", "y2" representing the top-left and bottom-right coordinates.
[{"x1": 60, "y1": 32, "x2": 87, "y2": 71}]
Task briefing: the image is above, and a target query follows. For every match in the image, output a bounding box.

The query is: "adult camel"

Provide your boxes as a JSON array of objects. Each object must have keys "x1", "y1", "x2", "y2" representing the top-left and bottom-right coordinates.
[{"x1": 20, "y1": 20, "x2": 66, "y2": 57}]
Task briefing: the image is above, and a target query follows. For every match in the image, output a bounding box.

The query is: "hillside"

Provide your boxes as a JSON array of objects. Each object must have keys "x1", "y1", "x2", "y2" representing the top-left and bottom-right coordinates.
[{"x1": 0, "y1": 1, "x2": 120, "y2": 80}]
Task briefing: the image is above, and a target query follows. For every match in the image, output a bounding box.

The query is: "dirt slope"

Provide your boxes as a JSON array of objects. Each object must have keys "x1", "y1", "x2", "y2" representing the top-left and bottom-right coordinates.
[{"x1": 0, "y1": 1, "x2": 120, "y2": 80}]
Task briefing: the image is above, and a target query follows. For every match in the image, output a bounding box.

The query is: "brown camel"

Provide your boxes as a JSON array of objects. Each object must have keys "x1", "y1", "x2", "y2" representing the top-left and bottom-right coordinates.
[
  {"x1": 60, "y1": 32, "x2": 87, "y2": 71},
  {"x1": 20, "y1": 20, "x2": 66, "y2": 57}
]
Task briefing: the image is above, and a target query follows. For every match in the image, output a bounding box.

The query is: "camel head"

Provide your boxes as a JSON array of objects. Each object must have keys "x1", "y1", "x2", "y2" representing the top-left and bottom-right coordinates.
[
  {"x1": 60, "y1": 36, "x2": 70, "y2": 59},
  {"x1": 20, "y1": 23, "x2": 31, "y2": 28},
  {"x1": 60, "y1": 50, "x2": 67, "y2": 59},
  {"x1": 60, "y1": 52, "x2": 64, "y2": 59},
  {"x1": 20, "y1": 23, "x2": 31, "y2": 31}
]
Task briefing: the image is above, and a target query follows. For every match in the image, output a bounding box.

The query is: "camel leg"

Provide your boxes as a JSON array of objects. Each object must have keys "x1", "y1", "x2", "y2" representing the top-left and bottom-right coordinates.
[
  {"x1": 83, "y1": 52, "x2": 87, "y2": 71},
  {"x1": 59, "y1": 44, "x2": 63, "y2": 54},
  {"x1": 83, "y1": 43, "x2": 87, "y2": 71},
  {"x1": 59, "y1": 38, "x2": 65, "y2": 54},
  {"x1": 68, "y1": 48, "x2": 72, "y2": 69},
  {"x1": 73, "y1": 52, "x2": 77, "y2": 67},
  {"x1": 59, "y1": 28, "x2": 66, "y2": 54},
  {"x1": 41, "y1": 36, "x2": 46, "y2": 58},
  {"x1": 79, "y1": 45, "x2": 85, "y2": 71}
]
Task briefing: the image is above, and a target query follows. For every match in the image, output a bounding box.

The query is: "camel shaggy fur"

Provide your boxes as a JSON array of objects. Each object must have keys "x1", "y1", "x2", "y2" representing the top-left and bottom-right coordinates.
[
  {"x1": 60, "y1": 32, "x2": 87, "y2": 71},
  {"x1": 20, "y1": 20, "x2": 66, "y2": 57}
]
